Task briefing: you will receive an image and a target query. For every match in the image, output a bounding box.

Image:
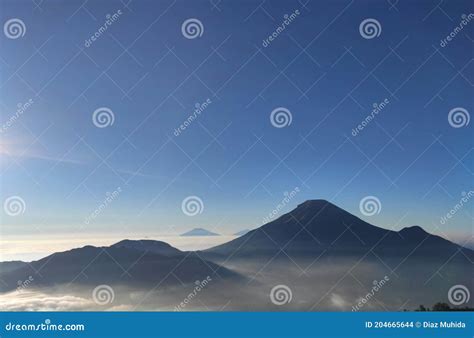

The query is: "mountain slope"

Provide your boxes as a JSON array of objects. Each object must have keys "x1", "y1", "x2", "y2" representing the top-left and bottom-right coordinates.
[
  {"x1": 205, "y1": 200, "x2": 473, "y2": 262},
  {"x1": 0, "y1": 240, "x2": 238, "y2": 293}
]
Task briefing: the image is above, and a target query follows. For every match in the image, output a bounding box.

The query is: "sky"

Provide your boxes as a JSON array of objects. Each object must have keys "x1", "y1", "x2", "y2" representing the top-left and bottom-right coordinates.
[{"x1": 0, "y1": 0, "x2": 473, "y2": 259}]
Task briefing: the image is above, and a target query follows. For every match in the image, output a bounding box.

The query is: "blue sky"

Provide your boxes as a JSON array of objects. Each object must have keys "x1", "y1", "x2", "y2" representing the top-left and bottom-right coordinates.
[{"x1": 0, "y1": 0, "x2": 473, "y2": 245}]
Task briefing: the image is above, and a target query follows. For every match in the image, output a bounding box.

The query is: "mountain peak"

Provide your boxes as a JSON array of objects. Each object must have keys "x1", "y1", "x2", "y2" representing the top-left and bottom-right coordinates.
[
  {"x1": 180, "y1": 228, "x2": 220, "y2": 236},
  {"x1": 112, "y1": 239, "x2": 182, "y2": 256},
  {"x1": 399, "y1": 225, "x2": 428, "y2": 236},
  {"x1": 297, "y1": 199, "x2": 333, "y2": 208}
]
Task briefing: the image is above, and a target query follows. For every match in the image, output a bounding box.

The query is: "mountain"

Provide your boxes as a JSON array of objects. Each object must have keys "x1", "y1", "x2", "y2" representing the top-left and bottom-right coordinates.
[
  {"x1": 234, "y1": 229, "x2": 250, "y2": 236},
  {"x1": 0, "y1": 240, "x2": 238, "y2": 293},
  {"x1": 180, "y1": 228, "x2": 220, "y2": 236},
  {"x1": 112, "y1": 239, "x2": 182, "y2": 256},
  {"x1": 0, "y1": 261, "x2": 28, "y2": 274},
  {"x1": 205, "y1": 200, "x2": 473, "y2": 263}
]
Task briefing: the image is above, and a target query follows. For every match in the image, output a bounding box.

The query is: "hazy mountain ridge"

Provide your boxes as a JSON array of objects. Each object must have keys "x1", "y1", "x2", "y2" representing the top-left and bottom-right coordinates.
[
  {"x1": 1, "y1": 200, "x2": 472, "y2": 311},
  {"x1": 205, "y1": 200, "x2": 473, "y2": 264}
]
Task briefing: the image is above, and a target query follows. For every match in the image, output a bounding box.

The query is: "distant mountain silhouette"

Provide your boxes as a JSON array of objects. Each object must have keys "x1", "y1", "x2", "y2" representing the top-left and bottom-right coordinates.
[
  {"x1": 112, "y1": 239, "x2": 182, "y2": 256},
  {"x1": 0, "y1": 240, "x2": 238, "y2": 292},
  {"x1": 205, "y1": 200, "x2": 473, "y2": 264},
  {"x1": 0, "y1": 261, "x2": 28, "y2": 274},
  {"x1": 180, "y1": 228, "x2": 220, "y2": 236},
  {"x1": 234, "y1": 229, "x2": 250, "y2": 236},
  {"x1": 1, "y1": 200, "x2": 472, "y2": 310}
]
